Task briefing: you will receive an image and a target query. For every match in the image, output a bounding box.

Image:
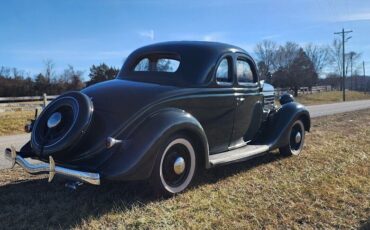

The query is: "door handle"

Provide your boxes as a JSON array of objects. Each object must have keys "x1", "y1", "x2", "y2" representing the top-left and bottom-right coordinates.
[{"x1": 236, "y1": 97, "x2": 245, "y2": 102}]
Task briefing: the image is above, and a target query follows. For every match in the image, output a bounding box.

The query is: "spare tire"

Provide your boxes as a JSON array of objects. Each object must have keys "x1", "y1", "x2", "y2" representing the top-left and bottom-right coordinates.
[{"x1": 31, "y1": 91, "x2": 94, "y2": 158}]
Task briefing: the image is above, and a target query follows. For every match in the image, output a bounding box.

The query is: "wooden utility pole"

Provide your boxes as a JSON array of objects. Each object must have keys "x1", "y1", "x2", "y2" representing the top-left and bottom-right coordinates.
[
  {"x1": 350, "y1": 53, "x2": 353, "y2": 90},
  {"x1": 334, "y1": 28, "x2": 352, "y2": 101}
]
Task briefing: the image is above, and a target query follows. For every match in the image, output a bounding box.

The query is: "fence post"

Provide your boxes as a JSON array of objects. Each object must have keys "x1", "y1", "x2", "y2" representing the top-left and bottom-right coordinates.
[{"x1": 43, "y1": 93, "x2": 47, "y2": 108}]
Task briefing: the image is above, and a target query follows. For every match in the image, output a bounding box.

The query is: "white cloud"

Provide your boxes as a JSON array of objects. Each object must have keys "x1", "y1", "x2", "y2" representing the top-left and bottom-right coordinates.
[
  {"x1": 168, "y1": 32, "x2": 225, "y2": 42},
  {"x1": 139, "y1": 29, "x2": 155, "y2": 40},
  {"x1": 261, "y1": 34, "x2": 281, "y2": 40},
  {"x1": 202, "y1": 32, "x2": 223, "y2": 42},
  {"x1": 335, "y1": 12, "x2": 370, "y2": 22}
]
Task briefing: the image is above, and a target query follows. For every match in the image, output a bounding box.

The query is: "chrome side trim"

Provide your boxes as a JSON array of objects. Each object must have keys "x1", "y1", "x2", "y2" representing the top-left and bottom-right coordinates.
[{"x1": 4, "y1": 146, "x2": 100, "y2": 185}]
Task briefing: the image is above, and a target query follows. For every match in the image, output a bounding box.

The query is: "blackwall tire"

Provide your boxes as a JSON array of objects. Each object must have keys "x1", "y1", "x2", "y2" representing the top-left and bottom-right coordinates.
[
  {"x1": 151, "y1": 134, "x2": 197, "y2": 197},
  {"x1": 31, "y1": 91, "x2": 93, "y2": 158},
  {"x1": 279, "y1": 119, "x2": 305, "y2": 156}
]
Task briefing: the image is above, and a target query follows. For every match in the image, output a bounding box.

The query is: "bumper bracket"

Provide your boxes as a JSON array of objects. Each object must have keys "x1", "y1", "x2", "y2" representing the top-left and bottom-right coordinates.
[{"x1": 4, "y1": 146, "x2": 100, "y2": 185}]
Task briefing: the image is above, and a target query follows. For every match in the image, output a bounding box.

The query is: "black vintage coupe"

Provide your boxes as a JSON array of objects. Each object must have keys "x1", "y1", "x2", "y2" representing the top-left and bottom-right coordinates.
[{"x1": 5, "y1": 41, "x2": 310, "y2": 195}]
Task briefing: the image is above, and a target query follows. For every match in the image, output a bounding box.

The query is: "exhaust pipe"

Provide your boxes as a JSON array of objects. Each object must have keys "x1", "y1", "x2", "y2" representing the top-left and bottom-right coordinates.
[{"x1": 4, "y1": 146, "x2": 100, "y2": 185}]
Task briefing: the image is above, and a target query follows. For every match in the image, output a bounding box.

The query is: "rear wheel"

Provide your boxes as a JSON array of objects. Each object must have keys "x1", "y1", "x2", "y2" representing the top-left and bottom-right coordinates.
[
  {"x1": 151, "y1": 134, "x2": 197, "y2": 197},
  {"x1": 279, "y1": 119, "x2": 305, "y2": 156}
]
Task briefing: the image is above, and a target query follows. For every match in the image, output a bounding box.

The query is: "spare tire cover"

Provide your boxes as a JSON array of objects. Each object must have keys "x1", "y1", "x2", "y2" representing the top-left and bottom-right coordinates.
[{"x1": 31, "y1": 91, "x2": 94, "y2": 157}]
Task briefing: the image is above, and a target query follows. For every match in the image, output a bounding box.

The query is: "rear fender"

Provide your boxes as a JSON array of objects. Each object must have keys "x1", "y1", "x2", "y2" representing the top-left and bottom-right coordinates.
[{"x1": 99, "y1": 108, "x2": 209, "y2": 181}]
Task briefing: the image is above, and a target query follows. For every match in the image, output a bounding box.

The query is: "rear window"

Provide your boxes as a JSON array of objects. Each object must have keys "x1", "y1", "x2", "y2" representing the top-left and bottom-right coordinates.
[{"x1": 133, "y1": 56, "x2": 180, "y2": 73}]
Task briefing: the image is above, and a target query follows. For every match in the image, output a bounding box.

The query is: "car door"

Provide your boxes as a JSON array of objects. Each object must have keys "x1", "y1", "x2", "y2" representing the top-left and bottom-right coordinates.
[
  {"x1": 229, "y1": 54, "x2": 263, "y2": 148},
  {"x1": 203, "y1": 55, "x2": 236, "y2": 153},
  {"x1": 166, "y1": 55, "x2": 236, "y2": 155}
]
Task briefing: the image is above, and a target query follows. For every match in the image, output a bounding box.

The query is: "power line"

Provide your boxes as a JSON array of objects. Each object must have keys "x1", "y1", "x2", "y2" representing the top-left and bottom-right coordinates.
[{"x1": 334, "y1": 28, "x2": 352, "y2": 101}]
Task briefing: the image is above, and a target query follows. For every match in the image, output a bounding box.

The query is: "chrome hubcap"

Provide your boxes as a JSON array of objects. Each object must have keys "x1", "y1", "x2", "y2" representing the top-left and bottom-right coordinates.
[
  {"x1": 173, "y1": 157, "x2": 185, "y2": 175},
  {"x1": 295, "y1": 132, "x2": 302, "y2": 144},
  {"x1": 47, "y1": 112, "x2": 62, "y2": 128}
]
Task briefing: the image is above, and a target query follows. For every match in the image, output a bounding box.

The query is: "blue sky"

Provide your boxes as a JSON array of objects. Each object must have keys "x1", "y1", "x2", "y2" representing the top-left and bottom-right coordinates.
[{"x1": 1, "y1": 0, "x2": 370, "y2": 79}]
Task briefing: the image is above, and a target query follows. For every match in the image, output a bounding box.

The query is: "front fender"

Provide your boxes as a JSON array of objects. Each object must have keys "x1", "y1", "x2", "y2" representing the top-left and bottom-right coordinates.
[
  {"x1": 98, "y1": 108, "x2": 209, "y2": 181},
  {"x1": 262, "y1": 102, "x2": 310, "y2": 150}
]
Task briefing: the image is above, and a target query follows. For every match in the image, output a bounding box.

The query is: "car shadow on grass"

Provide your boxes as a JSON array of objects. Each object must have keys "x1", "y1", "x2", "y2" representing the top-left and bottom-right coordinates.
[{"x1": 0, "y1": 151, "x2": 286, "y2": 229}]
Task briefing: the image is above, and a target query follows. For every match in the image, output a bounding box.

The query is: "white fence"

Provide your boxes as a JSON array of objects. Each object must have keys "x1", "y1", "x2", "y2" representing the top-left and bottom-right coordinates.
[
  {"x1": 274, "y1": 85, "x2": 332, "y2": 97},
  {"x1": 0, "y1": 94, "x2": 57, "y2": 113},
  {"x1": 0, "y1": 94, "x2": 58, "y2": 104}
]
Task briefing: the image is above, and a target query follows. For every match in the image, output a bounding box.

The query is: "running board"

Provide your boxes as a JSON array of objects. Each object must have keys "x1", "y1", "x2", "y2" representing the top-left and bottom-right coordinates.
[{"x1": 209, "y1": 145, "x2": 269, "y2": 166}]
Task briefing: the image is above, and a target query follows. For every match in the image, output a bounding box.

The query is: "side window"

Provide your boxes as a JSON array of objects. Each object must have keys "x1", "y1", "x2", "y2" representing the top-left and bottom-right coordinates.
[
  {"x1": 236, "y1": 59, "x2": 254, "y2": 83},
  {"x1": 216, "y1": 58, "x2": 232, "y2": 83}
]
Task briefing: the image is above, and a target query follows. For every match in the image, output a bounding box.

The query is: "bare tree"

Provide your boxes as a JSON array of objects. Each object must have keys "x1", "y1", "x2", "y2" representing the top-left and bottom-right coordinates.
[
  {"x1": 346, "y1": 51, "x2": 361, "y2": 76},
  {"x1": 304, "y1": 43, "x2": 332, "y2": 74},
  {"x1": 274, "y1": 42, "x2": 300, "y2": 69},
  {"x1": 0, "y1": 66, "x2": 11, "y2": 78},
  {"x1": 330, "y1": 39, "x2": 343, "y2": 76},
  {"x1": 254, "y1": 40, "x2": 278, "y2": 77},
  {"x1": 346, "y1": 51, "x2": 361, "y2": 90},
  {"x1": 44, "y1": 59, "x2": 55, "y2": 81},
  {"x1": 60, "y1": 65, "x2": 85, "y2": 90},
  {"x1": 330, "y1": 39, "x2": 362, "y2": 90}
]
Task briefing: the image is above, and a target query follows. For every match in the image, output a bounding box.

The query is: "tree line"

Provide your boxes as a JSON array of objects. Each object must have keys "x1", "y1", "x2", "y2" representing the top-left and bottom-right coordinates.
[
  {"x1": 0, "y1": 61, "x2": 119, "y2": 97},
  {"x1": 255, "y1": 39, "x2": 365, "y2": 95},
  {"x1": 0, "y1": 38, "x2": 367, "y2": 97}
]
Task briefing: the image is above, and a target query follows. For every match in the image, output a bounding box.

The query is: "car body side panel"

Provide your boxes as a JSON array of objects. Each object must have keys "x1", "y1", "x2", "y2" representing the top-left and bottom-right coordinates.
[
  {"x1": 230, "y1": 86, "x2": 263, "y2": 146},
  {"x1": 164, "y1": 90, "x2": 235, "y2": 154},
  {"x1": 98, "y1": 108, "x2": 208, "y2": 180},
  {"x1": 84, "y1": 81, "x2": 237, "y2": 156},
  {"x1": 100, "y1": 101, "x2": 310, "y2": 180}
]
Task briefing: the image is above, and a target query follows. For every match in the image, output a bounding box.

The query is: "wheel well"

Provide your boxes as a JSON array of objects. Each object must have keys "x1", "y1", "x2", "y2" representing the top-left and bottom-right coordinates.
[
  {"x1": 298, "y1": 114, "x2": 310, "y2": 132},
  {"x1": 178, "y1": 129, "x2": 208, "y2": 169}
]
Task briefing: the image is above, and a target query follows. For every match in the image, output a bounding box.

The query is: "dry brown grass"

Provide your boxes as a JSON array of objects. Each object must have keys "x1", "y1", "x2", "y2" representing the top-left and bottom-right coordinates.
[
  {"x1": 0, "y1": 111, "x2": 34, "y2": 136},
  {"x1": 296, "y1": 90, "x2": 370, "y2": 105},
  {"x1": 0, "y1": 110, "x2": 369, "y2": 229}
]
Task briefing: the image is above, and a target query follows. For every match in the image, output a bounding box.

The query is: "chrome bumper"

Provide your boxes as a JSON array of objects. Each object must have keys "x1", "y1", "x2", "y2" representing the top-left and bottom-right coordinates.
[{"x1": 4, "y1": 146, "x2": 100, "y2": 185}]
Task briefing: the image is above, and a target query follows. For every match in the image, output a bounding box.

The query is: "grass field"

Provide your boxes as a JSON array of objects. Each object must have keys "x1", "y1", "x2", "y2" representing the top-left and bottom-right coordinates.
[
  {"x1": 0, "y1": 111, "x2": 34, "y2": 136},
  {"x1": 0, "y1": 109, "x2": 369, "y2": 229},
  {"x1": 295, "y1": 90, "x2": 370, "y2": 105}
]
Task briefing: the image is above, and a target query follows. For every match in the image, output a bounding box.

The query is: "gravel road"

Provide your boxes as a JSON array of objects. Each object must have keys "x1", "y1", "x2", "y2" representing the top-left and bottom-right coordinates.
[
  {"x1": 0, "y1": 99, "x2": 370, "y2": 169},
  {"x1": 308, "y1": 100, "x2": 370, "y2": 118}
]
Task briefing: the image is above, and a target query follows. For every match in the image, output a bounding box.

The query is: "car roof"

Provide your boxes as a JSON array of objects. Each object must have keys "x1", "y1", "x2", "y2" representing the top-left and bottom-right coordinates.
[
  {"x1": 135, "y1": 41, "x2": 247, "y2": 54},
  {"x1": 118, "y1": 41, "x2": 251, "y2": 86}
]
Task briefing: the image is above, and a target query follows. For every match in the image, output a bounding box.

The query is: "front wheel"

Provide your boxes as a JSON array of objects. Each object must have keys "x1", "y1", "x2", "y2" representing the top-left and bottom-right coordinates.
[
  {"x1": 151, "y1": 135, "x2": 197, "y2": 197},
  {"x1": 279, "y1": 119, "x2": 305, "y2": 156}
]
